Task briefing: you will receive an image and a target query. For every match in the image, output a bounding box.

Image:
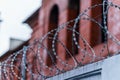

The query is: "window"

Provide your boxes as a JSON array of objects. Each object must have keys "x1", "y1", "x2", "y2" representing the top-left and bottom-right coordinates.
[
  {"x1": 101, "y1": 0, "x2": 108, "y2": 42},
  {"x1": 90, "y1": 0, "x2": 108, "y2": 47},
  {"x1": 47, "y1": 5, "x2": 59, "y2": 66},
  {"x1": 67, "y1": 0, "x2": 80, "y2": 57}
]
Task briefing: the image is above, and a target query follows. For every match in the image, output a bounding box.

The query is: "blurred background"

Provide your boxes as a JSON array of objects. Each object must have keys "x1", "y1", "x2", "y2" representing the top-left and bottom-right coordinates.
[{"x1": 0, "y1": 0, "x2": 41, "y2": 56}]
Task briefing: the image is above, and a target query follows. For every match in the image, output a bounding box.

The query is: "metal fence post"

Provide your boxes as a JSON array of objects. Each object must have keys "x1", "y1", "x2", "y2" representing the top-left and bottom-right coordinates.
[{"x1": 21, "y1": 46, "x2": 27, "y2": 80}]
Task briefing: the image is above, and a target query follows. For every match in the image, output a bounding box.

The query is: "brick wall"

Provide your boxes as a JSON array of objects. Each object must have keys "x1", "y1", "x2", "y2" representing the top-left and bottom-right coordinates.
[
  {"x1": 29, "y1": 0, "x2": 103, "y2": 66},
  {"x1": 1, "y1": 0, "x2": 120, "y2": 79},
  {"x1": 27, "y1": 0, "x2": 120, "y2": 71}
]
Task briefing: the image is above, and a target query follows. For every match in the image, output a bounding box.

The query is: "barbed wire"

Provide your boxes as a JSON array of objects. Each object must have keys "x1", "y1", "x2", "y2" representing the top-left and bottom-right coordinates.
[{"x1": 0, "y1": 1, "x2": 120, "y2": 80}]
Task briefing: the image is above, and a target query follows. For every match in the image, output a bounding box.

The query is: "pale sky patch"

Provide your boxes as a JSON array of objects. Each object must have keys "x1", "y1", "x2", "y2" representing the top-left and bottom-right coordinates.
[{"x1": 0, "y1": 0, "x2": 42, "y2": 56}]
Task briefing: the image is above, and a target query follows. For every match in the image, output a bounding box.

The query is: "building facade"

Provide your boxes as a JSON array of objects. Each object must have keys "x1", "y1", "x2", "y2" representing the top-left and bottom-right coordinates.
[
  {"x1": 0, "y1": 0, "x2": 120, "y2": 80},
  {"x1": 26, "y1": 0, "x2": 120, "y2": 67}
]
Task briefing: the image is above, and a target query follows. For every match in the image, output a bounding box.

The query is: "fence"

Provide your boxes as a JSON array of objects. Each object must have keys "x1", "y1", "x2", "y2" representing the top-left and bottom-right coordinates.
[{"x1": 0, "y1": 0, "x2": 120, "y2": 80}]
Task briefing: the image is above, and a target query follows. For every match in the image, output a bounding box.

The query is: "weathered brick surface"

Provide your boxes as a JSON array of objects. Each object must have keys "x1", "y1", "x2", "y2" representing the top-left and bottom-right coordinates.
[
  {"x1": 28, "y1": 0, "x2": 120, "y2": 68},
  {"x1": 1, "y1": 0, "x2": 120, "y2": 79}
]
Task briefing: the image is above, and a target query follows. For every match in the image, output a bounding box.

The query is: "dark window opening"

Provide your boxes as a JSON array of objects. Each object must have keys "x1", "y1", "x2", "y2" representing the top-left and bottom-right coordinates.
[
  {"x1": 101, "y1": 0, "x2": 108, "y2": 42},
  {"x1": 90, "y1": 0, "x2": 107, "y2": 47},
  {"x1": 47, "y1": 5, "x2": 59, "y2": 66},
  {"x1": 67, "y1": 0, "x2": 80, "y2": 58}
]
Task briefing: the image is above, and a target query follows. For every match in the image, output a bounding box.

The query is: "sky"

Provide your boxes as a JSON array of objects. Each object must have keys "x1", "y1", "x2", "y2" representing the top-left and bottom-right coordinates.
[{"x1": 0, "y1": 0, "x2": 42, "y2": 56}]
